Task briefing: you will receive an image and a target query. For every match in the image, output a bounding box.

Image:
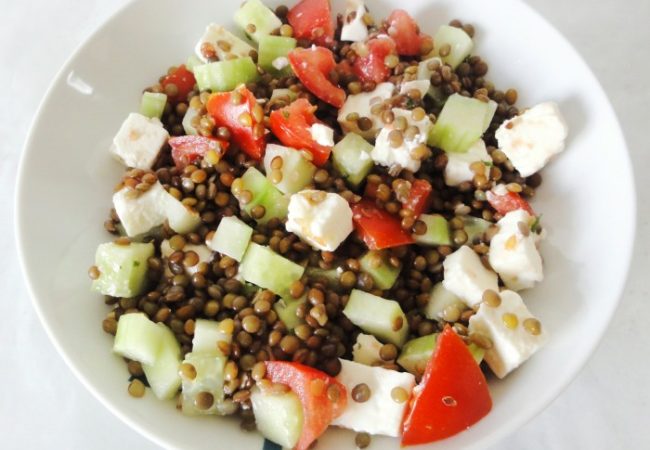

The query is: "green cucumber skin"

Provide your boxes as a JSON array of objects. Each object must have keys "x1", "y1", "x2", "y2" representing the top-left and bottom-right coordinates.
[
  {"x1": 359, "y1": 251, "x2": 401, "y2": 290},
  {"x1": 428, "y1": 94, "x2": 490, "y2": 153},
  {"x1": 398, "y1": 333, "x2": 484, "y2": 377},
  {"x1": 414, "y1": 214, "x2": 451, "y2": 246},
  {"x1": 234, "y1": 0, "x2": 283, "y2": 42},
  {"x1": 263, "y1": 145, "x2": 316, "y2": 195},
  {"x1": 343, "y1": 289, "x2": 409, "y2": 347},
  {"x1": 239, "y1": 243, "x2": 305, "y2": 298},
  {"x1": 140, "y1": 92, "x2": 167, "y2": 119},
  {"x1": 240, "y1": 167, "x2": 289, "y2": 224},
  {"x1": 194, "y1": 57, "x2": 259, "y2": 92},
  {"x1": 332, "y1": 133, "x2": 374, "y2": 186},
  {"x1": 92, "y1": 242, "x2": 154, "y2": 298},
  {"x1": 258, "y1": 35, "x2": 297, "y2": 75},
  {"x1": 274, "y1": 297, "x2": 306, "y2": 331}
]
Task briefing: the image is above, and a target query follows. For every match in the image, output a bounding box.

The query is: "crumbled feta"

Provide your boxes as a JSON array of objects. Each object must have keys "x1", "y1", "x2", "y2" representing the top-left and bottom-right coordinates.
[
  {"x1": 468, "y1": 289, "x2": 547, "y2": 378},
  {"x1": 442, "y1": 245, "x2": 499, "y2": 307},
  {"x1": 160, "y1": 240, "x2": 213, "y2": 276},
  {"x1": 352, "y1": 333, "x2": 384, "y2": 366},
  {"x1": 400, "y1": 79, "x2": 431, "y2": 98},
  {"x1": 489, "y1": 209, "x2": 543, "y2": 290},
  {"x1": 337, "y1": 82, "x2": 395, "y2": 140},
  {"x1": 332, "y1": 359, "x2": 415, "y2": 437},
  {"x1": 371, "y1": 108, "x2": 433, "y2": 174},
  {"x1": 495, "y1": 102, "x2": 568, "y2": 177},
  {"x1": 285, "y1": 190, "x2": 353, "y2": 251},
  {"x1": 271, "y1": 56, "x2": 289, "y2": 71},
  {"x1": 340, "y1": 0, "x2": 368, "y2": 42},
  {"x1": 195, "y1": 23, "x2": 255, "y2": 62},
  {"x1": 309, "y1": 123, "x2": 335, "y2": 147},
  {"x1": 444, "y1": 139, "x2": 492, "y2": 186},
  {"x1": 111, "y1": 113, "x2": 169, "y2": 170}
]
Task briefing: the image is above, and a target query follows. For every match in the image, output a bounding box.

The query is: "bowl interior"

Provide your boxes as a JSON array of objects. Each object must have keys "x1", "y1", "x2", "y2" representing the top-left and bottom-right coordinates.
[{"x1": 16, "y1": 0, "x2": 635, "y2": 449}]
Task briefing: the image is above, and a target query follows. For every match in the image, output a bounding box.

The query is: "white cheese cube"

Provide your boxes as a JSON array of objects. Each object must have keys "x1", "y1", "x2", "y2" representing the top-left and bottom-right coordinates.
[
  {"x1": 495, "y1": 102, "x2": 568, "y2": 177},
  {"x1": 160, "y1": 240, "x2": 213, "y2": 276},
  {"x1": 112, "y1": 182, "x2": 168, "y2": 237},
  {"x1": 285, "y1": 190, "x2": 353, "y2": 252},
  {"x1": 489, "y1": 210, "x2": 543, "y2": 290},
  {"x1": 444, "y1": 139, "x2": 492, "y2": 186},
  {"x1": 352, "y1": 333, "x2": 383, "y2": 366},
  {"x1": 442, "y1": 245, "x2": 499, "y2": 307},
  {"x1": 400, "y1": 79, "x2": 431, "y2": 99},
  {"x1": 340, "y1": 0, "x2": 368, "y2": 42},
  {"x1": 309, "y1": 123, "x2": 334, "y2": 147},
  {"x1": 111, "y1": 113, "x2": 169, "y2": 170},
  {"x1": 337, "y1": 82, "x2": 395, "y2": 140},
  {"x1": 468, "y1": 290, "x2": 547, "y2": 378},
  {"x1": 332, "y1": 359, "x2": 415, "y2": 437},
  {"x1": 195, "y1": 24, "x2": 255, "y2": 62}
]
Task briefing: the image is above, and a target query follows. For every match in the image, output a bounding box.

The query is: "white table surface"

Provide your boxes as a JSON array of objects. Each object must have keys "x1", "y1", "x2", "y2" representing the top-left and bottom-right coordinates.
[{"x1": 2, "y1": 0, "x2": 648, "y2": 448}]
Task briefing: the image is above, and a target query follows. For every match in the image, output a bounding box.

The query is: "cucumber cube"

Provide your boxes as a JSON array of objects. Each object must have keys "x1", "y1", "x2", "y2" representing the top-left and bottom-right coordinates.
[
  {"x1": 209, "y1": 215, "x2": 253, "y2": 261},
  {"x1": 182, "y1": 105, "x2": 200, "y2": 136},
  {"x1": 192, "y1": 319, "x2": 233, "y2": 355},
  {"x1": 194, "y1": 57, "x2": 259, "y2": 92},
  {"x1": 332, "y1": 133, "x2": 374, "y2": 186},
  {"x1": 239, "y1": 243, "x2": 305, "y2": 298},
  {"x1": 186, "y1": 54, "x2": 203, "y2": 73},
  {"x1": 251, "y1": 386, "x2": 303, "y2": 449},
  {"x1": 180, "y1": 352, "x2": 227, "y2": 415},
  {"x1": 423, "y1": 282, "x2": 465, "y2": 322},
  {"x1": 343, "y1": 290, "x2": 409, "y2": 347},
  {"x1": 359, "y1": 251, "x2": 401, "y2": 290},
  {"x1": 271, "y1": 88, "x2": 298, "y2": 102},
  {"x1": 417, "y1": 57, "x2": 446, "y2": 104},
  {"x1": 163, "y1": 193, "x2": 202, "y2": 234},
  {"x1": 434, "y1": 25, "x2": 474, "y2": 69},
  {"x1": 139, "y1": 92, "x2": 167, "y2": 119},
  {"x1": 263, "y1": 144, "x2": 316, "y2": 194},
  {"x1": 398, "y1": 333, "x2": 483, "y2": 378},
  {"x1": 234, "y1": 0, "x2": 283, "y2": 42},
  {"x1": 239, "y1": 167, "x2": 289, "y2": 224},
  {"x1": 113, "y1": 313, "x2": 162, "y2": 366},
  {"x1": 274, "y1": 297, "x2": 306, "y2": 331},
  {"x1": 142, "y1": 323, "x2": 182, "y2": 400},
  {"x1": 463, "y1": 216, "x2": 492, "y2": 243},
  {"x1": 305, "y1": 266, "x2": 342, "y2": 290},
  {"x1": 258, "y1": 35, "x2": 296, "y2": 75},
  {"x1": 413, "y1": 214, "x2": 451, "y2": 246},
  {"x1": 92, "y1": 242, "x2": 154, "y2": 298}
]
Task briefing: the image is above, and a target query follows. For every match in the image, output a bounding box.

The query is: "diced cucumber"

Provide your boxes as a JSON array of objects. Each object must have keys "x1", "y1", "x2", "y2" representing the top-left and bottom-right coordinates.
[
  {"x1": 243, "y1": 282, "x2": 261, "y2": 296},
  {"x1": 352, "y1": 333, "x2": 384, "y2": 366},
  {"x1": 163, "y1": 193, "x2": 202, "y2": 234},
  {"x1": 258, "y1": 35, "x2": 296, "y2": 75},
  {"x1": 180, "y1": 352, "x2": 227, "y2": 415},
  {"x1": 305, "y1": 266, "x2": 342, "y2": 290},
  {"x1": 234, "y1": 0, "x2": 283, "y2": 42},
  {"x1": 208, "y1": 215, "x2": 253, "y2": 261},
  {"x1": 397, "y1": 333, "x2": 483, "y2": 378},
  {"x1": 417, "y1": 57, "x2": 446, "y2": 105},
  {"x1": 186, "y1": 54, "x2": 203, "y2": 73},
  {"x1": 434, "y1": 25, "x2": 474, "y2": 69},
  {"x1": 332, "y1": 133, "x2": 374, "y2": 186},
  {"x1": 194, "y1": 57, "x2": 259, "y2": 92},
  {"x1": 115, "y1": 223, "x2": 164, "y2": 242},
  {"x1": 192, "y1": 319, "x2": 233, "y2": 355},
  {"x1": 182, "y1": 105, "x2": 200, "y2": 136},
  {"x1": 271, "y1": 88, "x2": 298, "y2": 101},
  {"x1": 251, "y1": 386, "x2": 303, "y2": 449},
  {"x1": 274, "y1": 296, "x2": 306, "y2": 331},
  {"x1": 239, "y1": 243, "x2": 305, "y2": 298},
  {"x1": 92, "y1": 242, "x2": 154, "y2": 298},
  {"x1": 423, "y1": 282, "x2": 465, "y2": 321},
  {"x1": 343, "y1": 290, "x2": 408, "y2": 347},
  {"x1": 239, "y1": 167, "x2": 289, "y2": 224},
  {"x1": 142, "y1": 323, "x2": 182, "y2": 400},
  {"x1": 469, "y1": 344, "x2": 485, "y2": 365},
  {"x1": 113, "y1": 313, "x2": 162, "y2": 366},
  {"x1": 428, "y1": 94, "x2": 496, "y2": 153},
  {"x1": 139, "y1": 92, "x2": 167, "y2": 120},
  {"x1": 359, "y1": 251, "x2": 400, "y2": 290},
  {"x1": 463, "y1": 216, "x2": 492, "y2": 243},
  {"x1": 413, "y1": 214, "x2": 451, "y2": 246},
  {"x1": 263, "y1": 144, "x2": 316, "y2": 194}
]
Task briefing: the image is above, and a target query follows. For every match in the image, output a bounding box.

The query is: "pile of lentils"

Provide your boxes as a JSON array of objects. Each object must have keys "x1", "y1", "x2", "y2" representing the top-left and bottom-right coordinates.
[{"x1": 93, "y1": 5, "x2": 542, "y2": 439}]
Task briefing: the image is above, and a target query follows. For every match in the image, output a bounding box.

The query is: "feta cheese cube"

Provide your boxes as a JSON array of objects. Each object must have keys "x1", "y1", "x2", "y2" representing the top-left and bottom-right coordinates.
[
  {"x1": 442, "y1": 245, "x2": 499, "y2": 307},
  {"x1": 111, "y1": 113, "x2": 169, "y2": 170},
  {"x1": 195, "y1": 24, "x2": 255, "y2": 63},
  {"x1": 489, "y1": 209, "x2": 543, "y2": 290},
  {"x1": 332, "y1": 359, "x2": 415, "y2": 437},
  {"x1": 160, "y1": 240, "x2": 213, "y2": 276},
  {"x1": 112, "y1": 182, "x2": 168, "y2": 237},
  {"x1": 468, "y1": 289, "x2": 547, "y2": 378},
  {"x1": 340, "y1": 0, "x2": 368, "y2": 42},
  {"x1": 285, "y1": 190, "x2": 353, "y2": 251},
  {"x1": 371, "y1": 108, "x2": 433, "y2": 174},
  {"x1": 400, "y1": 79, "x2": 431, "y2": 99},
  {"x1": 309, "y1": 123, "x2": 334, "y2": 147},
  {"x1": 337, "y1": 82, "x2": 395, "y2": 140},
  {"x1": 495, "y1": 102, "x2": 568, "y2": 177},
  {"x1": 444, "y1": 139, "x2": 492, "y2": 186},
  {"x1": 352, "y1": 333, "x2": 383, "y2": 366}
]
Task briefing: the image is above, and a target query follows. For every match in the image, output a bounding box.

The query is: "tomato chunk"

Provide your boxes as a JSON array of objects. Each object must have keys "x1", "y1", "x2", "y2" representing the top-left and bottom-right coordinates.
[
  {"x1": 351, "y1": 200, "x2": 414, "y2": 250},
  {"x1": 401, "y1": 327, "x2": 493, "y2": 445},
  {"x1": 265, "y1": 362, "x2": 347, "y2": 450},
  {"x1": 402, "y1": 179, "x2": 432, "y2": 217},
  {"x1": 168, "y1": 135, "x2": 228, "y2": 169},
  {"x1": 486, "y1": 189, "x2": 535, "y2": 216},
  {"x1": 353, "y1": 37, "x2": 397, "y2": 84},
  {"x1": 206, "y1": 85, "x2": 266, "y2": 160},
  {"x1": 287, "y1": 0, "x2": 334, "y2": 46},
  {"x1": 269, "y1": 98, "x2": 331, "y2": 166},
  {"x1": 288, "y1": 47, "x2": 346, "y2": 108},
  {"x1": 161, "y1": 64, "x2": 196, "y2": 103},
  {"x1": 386, "y1": 9, "x2": 429, "y2": 56}
]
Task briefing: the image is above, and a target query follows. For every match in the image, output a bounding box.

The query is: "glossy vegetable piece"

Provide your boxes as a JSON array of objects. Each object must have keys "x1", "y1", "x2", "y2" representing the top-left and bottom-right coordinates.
[
  {"x1": 168, "y1": 135, "x2": 228, "y2": 169},
  {"x1": 139, "y1": 92, "x2": 167, "y2": 119},
  {"x1": 287, "y1": 0, "x2": 334, "y2": 46},
  {"x1": 386, "y1": 9, "x2": 430, "y2": 56},
  {"x1": 412, "y1": 214, "x2": 451, "y2": 246},
  {"x1": 486, "y1": 189, "x2": 535, "y2": 215},
  {"x1": 161, "y1": 64, "x2": 196, "y2": 103},
  {"x1": 265, "y1": 361, "x2": 348, "y2": 450},
  {"x1": 258, "y1": 35, "x2": 297, "y2": 75},
  {"x1": 193, "y1": 57, "x2": 259, "y2": 92},
  {"x1": 353, "y1": 37, "x2": 397, "y2": 84},
  {"x1": 402, "y1": 179, "x2": 432, "y2": 217},
  {"x1": 288, "y1": 47, "x2": 345, "y2": 108},
  {"x1": 401, "y1": 327, "x2": 492, "y2": 445},
  {"x1": 351, "y1": 200, "x2": 414, "y2": 250}
]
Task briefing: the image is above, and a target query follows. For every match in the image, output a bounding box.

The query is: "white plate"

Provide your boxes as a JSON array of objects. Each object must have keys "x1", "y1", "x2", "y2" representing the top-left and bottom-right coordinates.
[{"x1": 15, "y1": 0, "x2": 635, "y2": 449}]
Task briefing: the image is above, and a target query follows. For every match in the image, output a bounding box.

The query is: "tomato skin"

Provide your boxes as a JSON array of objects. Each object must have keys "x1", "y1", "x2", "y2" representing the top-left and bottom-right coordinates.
[
  {"x1": 401, "y1": 326, "x2": 493, "y2": 445},
  {"x1": 287, "y1": 0, "x2": 334, "y2": 46},
  {"x1": 168, "y1": 135, "x2": 228, "y2": 169},
  {"x1": 288, "y1": 47, "x2": 346, "y2": 108},
  {"x1": 486, "y1": 189, "x2": 535, "y2": 216},
  {"x1": 403, "y1": 179, "x2": 432, "y2": 217},
  {"x1": 351, "y1": 200, "x2": 415, "y2": 250},
  {"x1": 352, "y1": 37, "x2": 397, "y2": 84},
  {"x1": 206, "y1": 86, "x2": 266, "y2": 160},
  {"x1": 386, "y1": 9, "x2": 428, "y2": 56},
  {"x1": 269, "y1": 99, "x2": 331, "y2": 166},
  {"x1": 265, "y1": 362, "x2": 347, "y2": 450},
  {"x1": 161, "y1": 64, "x2": 196, "y2": 103}
]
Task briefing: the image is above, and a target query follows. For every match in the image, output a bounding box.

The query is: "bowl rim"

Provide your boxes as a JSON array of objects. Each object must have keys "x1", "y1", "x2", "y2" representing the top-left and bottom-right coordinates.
[{"x1": 14, "y1": 0, "x2": 637, "y2": 449}]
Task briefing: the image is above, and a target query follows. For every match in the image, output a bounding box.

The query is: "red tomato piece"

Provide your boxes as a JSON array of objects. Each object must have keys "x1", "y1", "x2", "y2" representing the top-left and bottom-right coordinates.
[
  {"x1": 288, "y1": 47, "x2": 346, "y2": 108},
  {"x1": 402, "y1": 179, "x2": 432, "y2": 217},
  {"x1": 353, "y1": 37, "x2": 397, "y2": 84},
  {"x1": 265, "y1": 362, "x2": 347, "y2": 450},
  {"x1": 269, "y1": 98, "x2": 331, "y2": 166},
  {"x1": 401, "y1": 327, "x2": 493, "y2": 446},
  {"x1": 287, "y1": 0, "x2": 334, "y2": 46},
  {"x1": 161, "y1": 64, "x2": 196, "y2": 103},
  {"x1": 486, "y1": 189, "x2": 535, "y2": 216},
  {"x1": 168, "y1": 135, "x2": 228, "y2": 169},
  {"x1": 206, "y1": 85, "x2": 266, "y2": 160},
  {"x1": 351, "y1": 200, "x2": 415, "y2": 250},
  {"x1": 386, "y1": 9, "x2": 428, "y2": 56}
]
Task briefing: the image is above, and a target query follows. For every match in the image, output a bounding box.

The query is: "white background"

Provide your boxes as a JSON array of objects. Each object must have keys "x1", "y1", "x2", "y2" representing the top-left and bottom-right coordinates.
[{"x1": 1, "y1": 0, "x2": 648, "y2": 448}]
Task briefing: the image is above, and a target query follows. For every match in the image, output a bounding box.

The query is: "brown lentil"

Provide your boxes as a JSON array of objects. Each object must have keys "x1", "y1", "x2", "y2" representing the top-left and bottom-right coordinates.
[
  {"x1": 128, "y1": 379, "x2": 145, "y2": 398},
  {"x1": 351, "y1": 383, "x2": 371, "y2": 403}
]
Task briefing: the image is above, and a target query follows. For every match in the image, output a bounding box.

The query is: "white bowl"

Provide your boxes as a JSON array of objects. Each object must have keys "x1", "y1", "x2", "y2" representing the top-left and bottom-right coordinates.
[{"x1": 15, "y1": 0, "x2": 635, "y2": 448}]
